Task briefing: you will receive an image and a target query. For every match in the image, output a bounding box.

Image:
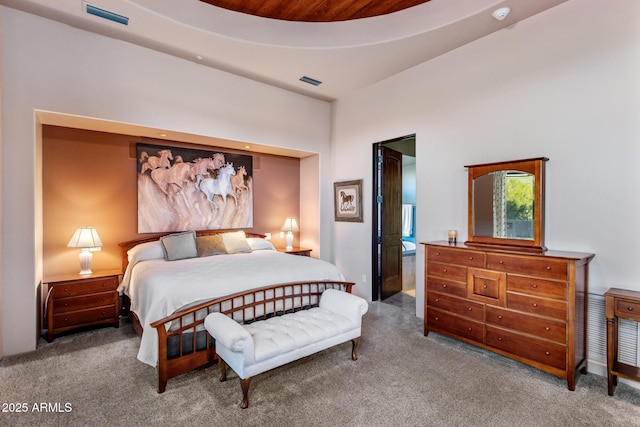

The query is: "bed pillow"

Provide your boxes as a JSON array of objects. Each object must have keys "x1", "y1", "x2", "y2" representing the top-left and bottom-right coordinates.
[
  {"x1": 160, "y1": 231, "x2": 198, "y2": 261},
  {"x1": 127, "y1": 240, "x2": 165, "y2": 264},
  {"x1": 221, "y1": 231, "x2": 252, "y2": 254},
  {"x1": 196, "y1": 234, "x2": 227, "y2": 257},
  {"x1": 247, "y1": 237, "x2": 275, "y2": 251}
]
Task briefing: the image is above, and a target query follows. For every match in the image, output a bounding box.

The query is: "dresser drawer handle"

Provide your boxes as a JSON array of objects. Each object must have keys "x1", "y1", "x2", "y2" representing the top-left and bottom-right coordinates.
[
  {"x1": 545, "y1": 351, "x2": 551, "y2": 356},
  {"x1": 434, "y1": 316, "x2": 439, "y2": 321},
  {"x1": 532, "y1": 284, "x2": 538, "y2": 288},
  {"x1": 443, "y1": 269, "x2": 448, "y2": 273},
  {"x1": 499, "y1": 260, "x2": 504, "y2": 264},
  {"x1": 435, "y1": 298, "x2": 440, "y2": 302},
  {"x1": 435, "y1": 252, "x2": 440, "y2": 256},
  {"x1": 483, "y1": 285, "x2": 487, "y2": 288},
  {"x1": 469, "y1": 257, "x2": 473, "y2": 260},
  {"x1": 467, "y1": 307, "x2": 473, "y2": 311},
  {"x1": 545, "y1": 327, "x2": 551, "y2": 331},
  {"x1": 442, "y1": 284, "x2": 447, "y2": 288},
  {"x1": 497, "y1": 315, "x2": 503, "y2": 319},
  {"x1": 498, "y1": 337, "x2": 503, "y2": 341},
  {"x1": 545, "y1": 266, "x2": 551, "y2": 270},
  {"x1": 628, "y1": 306, "x2": 634, "y2": 312},
  {"x1": 532, "y1": 303, "x2": 538, "y2": 307},
  {"x1": 467, "y1": 328, "x2": 472, "y2": 331}
]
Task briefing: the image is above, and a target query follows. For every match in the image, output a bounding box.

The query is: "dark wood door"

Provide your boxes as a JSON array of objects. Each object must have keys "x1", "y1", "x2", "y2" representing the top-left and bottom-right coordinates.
[{"x1": 380, "y1": 146, "x2": 403, "y2": 299}]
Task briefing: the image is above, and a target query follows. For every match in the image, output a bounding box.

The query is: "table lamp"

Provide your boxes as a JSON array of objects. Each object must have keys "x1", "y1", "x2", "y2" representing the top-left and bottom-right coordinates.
[
  {"x1": 280, "y1": 217, "x2": 299, "y2": 251},
  {"x1": 67, "y1": 227, "x2": 103, "y2": 275}
]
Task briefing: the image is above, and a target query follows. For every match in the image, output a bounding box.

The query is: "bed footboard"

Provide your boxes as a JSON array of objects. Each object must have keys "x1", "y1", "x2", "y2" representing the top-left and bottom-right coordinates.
[{"x1": 150, "y1": 280, "x2": 355, "y2": 393}]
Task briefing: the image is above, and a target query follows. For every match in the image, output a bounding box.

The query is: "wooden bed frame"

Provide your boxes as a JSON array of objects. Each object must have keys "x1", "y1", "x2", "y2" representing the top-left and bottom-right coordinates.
[{"x1": 118, "y1": 229, "x2": 355, "y2": 393}]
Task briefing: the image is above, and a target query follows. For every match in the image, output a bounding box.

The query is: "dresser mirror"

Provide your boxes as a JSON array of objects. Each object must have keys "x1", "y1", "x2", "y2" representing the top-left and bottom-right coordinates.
[{"x1": 465, "y1": 157, "x2": 548, "y2": 252}]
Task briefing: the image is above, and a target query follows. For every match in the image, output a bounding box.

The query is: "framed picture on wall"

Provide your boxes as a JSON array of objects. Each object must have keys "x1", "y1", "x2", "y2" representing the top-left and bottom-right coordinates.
[
  {"x1": 137, "y1": 143, "x2": 253, "y2": 233},
  {"x1": 334, "y1": 179, "x2": 363, "y2": 222}
]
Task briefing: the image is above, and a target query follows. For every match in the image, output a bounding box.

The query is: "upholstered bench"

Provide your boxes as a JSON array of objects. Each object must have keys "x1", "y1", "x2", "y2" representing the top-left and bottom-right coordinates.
[{"x1": 204, "y1": 288, "x2": 368, "y2": 408}]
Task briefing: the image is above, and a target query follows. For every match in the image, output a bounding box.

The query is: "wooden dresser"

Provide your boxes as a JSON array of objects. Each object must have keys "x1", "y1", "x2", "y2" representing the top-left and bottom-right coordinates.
[
  {"x1": 45, "y1": 269, "x2": 121, "y2": 342},
  {"x1": 423, "y1": 241, "x2": 594, "y2": 390}
]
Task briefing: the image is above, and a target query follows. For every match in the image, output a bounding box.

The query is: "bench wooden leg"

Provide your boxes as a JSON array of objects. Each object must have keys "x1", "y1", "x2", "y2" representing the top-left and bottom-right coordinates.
[
  {"x1": 351, "y1": 337, "x2": 360, "y2": 361},
  {"x1": 219, "y1": 358, "x2": 228, "y2": 382},
  {"x1": 240, "y1": 377, "x2": 252, "y2": 409}
]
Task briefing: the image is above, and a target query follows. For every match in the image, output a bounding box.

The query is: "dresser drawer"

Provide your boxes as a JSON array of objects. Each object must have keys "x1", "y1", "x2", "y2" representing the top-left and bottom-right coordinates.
[
  {"x1": 615, "y1": 299, "x2": 640, "y2": 322},
  {"x1": 53, "y1": 292, "x2": 116, "y2": 313},
  {"x1": 507, "y1": 275, "x2": 567, "y2": 300},
  {"x1": 51, "y1": 276, "x2": 118, "y2": 298},
  {"x1": 507, "y1": 293, "x2": 567, "y2": 321},
  {"x1": 427, "y1": 308, "x2": 484, "y2": 344},
  {"x1": 427, "y1": 261, "x2": 467, "y2": 282},
  {"x1": 486, "y1": 254, "x2": 568, "y2": 281},
  {"x1": 427, "y1": 247, "x2": 485, "y2": 268},
  {"x1": 53, "y1": 305, "x2": 117, "y2": 328},
  {"x1": 486, "y1": 306, "x2": 566, "y2": 344},
  {"x1": 486, "y1": 326, "x2": 566, "y2": 370},
  {"x1": 426, "y1": 277, "x2": 467, "y2": 298},
  {"x1": 427, "y1": 292, "x2": 484, "y2": 322}
]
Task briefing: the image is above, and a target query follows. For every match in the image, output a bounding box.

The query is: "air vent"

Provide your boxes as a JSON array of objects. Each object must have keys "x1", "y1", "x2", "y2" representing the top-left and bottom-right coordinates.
[
  {"x1": 300, "y1": 76, "x2": 322, "y2": 86},
  {"x1": 85, "y1": 3, "x2": 129, "y2": 25}
]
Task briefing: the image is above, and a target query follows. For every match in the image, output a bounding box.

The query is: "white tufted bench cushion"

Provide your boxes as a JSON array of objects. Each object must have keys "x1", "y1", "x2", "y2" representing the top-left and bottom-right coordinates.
[{"x1": 205, "y1": 289, "x2": 368, "y2": 408}]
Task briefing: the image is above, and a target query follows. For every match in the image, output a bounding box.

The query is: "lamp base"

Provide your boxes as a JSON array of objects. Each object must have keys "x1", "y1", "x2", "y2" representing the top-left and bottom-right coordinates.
[
  {"x1": 285, "y1": 232, "x2": 293, "y2": 251},
  {"x1": 78, "y1": 249, "x2": 93, "y2": 275}
]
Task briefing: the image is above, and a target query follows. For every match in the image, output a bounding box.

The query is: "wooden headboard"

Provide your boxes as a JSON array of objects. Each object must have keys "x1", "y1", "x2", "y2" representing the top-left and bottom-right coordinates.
[{"x1": 118, "y1": 229, "x2": 266, "y2": 273}]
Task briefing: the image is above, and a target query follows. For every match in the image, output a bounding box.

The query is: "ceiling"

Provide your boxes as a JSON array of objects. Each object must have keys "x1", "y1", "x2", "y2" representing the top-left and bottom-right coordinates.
[{"x1": 2, "y1": 0, "x2": 568, "y2": 101}]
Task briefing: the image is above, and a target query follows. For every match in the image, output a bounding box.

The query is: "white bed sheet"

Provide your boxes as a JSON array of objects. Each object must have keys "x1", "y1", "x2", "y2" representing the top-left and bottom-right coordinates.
[{"x1": 122, "y1": 250, "x2": 346, "y2": 366}]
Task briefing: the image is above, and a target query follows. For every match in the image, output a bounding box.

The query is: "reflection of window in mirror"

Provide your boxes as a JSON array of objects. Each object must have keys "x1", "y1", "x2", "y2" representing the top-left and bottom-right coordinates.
[{"x1": 473, "y1": 171, "x2": 534, "y2": 240}]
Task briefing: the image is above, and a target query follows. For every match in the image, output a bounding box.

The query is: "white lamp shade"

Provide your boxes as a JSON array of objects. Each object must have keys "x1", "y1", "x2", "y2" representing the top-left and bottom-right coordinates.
[
  {"x1": 280, "y1": 217, "x2": 299, "y2": 232},
  {"x1": 68, "y1": 227, "x2": 103, "y2": 249}
]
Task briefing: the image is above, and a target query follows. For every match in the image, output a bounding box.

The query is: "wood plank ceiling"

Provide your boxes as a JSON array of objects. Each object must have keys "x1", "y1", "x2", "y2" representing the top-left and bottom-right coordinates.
[{"x1": 199, "y1": 0, "x2": 431, "y2": 22}]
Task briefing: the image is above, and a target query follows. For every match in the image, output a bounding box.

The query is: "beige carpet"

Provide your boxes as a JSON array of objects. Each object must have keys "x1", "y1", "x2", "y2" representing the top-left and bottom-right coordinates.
[{"x1": 1, "y1": 300, "x2": 639, "y2": 427}]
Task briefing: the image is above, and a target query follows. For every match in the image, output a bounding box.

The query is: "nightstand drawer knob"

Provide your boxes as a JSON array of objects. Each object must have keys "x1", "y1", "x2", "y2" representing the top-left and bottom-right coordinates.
[{"x1": 545, "y1": 351, "x2": 551, "y2": 355}]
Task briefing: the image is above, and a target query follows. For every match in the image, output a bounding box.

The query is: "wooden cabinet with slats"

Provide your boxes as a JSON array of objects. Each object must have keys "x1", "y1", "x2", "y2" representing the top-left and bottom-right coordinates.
[{"x1": 423, "y1": 241, "x2": 594, "y2": 390}]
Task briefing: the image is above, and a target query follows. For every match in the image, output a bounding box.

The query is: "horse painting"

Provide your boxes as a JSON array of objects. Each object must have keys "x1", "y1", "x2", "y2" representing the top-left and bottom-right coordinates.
[
  {"x1": 340, "y1": 190, "x2": 355, "y2": 212},
  {"x1": 140, "y1": 149, "x2": 173, "y2": 171},
  {"x1": 231, "y1": 165, "x2": 249, "y2": 194},
  {"x1": 197, "y1": 162, "x2": 237, "y2": 212}
]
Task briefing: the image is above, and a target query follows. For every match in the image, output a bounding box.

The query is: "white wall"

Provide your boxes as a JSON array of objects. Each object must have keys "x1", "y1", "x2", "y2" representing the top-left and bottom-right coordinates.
[
  {"x1": 0, "y1": 8, "x2": 333, "y2": 356},
  {"x1": 331, "y1": 0, "x2": 640, "y2": 312}
]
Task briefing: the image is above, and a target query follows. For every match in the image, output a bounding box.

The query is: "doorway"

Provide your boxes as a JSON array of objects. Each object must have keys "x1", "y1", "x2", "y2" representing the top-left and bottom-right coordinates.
[{"x1": 371, "y1": 135, "x2": 416, "y2": 304}]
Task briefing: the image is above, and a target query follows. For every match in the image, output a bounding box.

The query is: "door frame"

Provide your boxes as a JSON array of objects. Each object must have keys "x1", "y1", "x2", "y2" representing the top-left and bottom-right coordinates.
[{"x1": 371, "y1": 134, "x2": 415, "y2": 301}]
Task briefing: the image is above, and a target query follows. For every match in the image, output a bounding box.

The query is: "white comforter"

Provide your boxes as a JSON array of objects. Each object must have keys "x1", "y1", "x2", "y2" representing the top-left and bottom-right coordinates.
[{"x1": 121, "y1": 250, "x2": 345, "y2": 366}]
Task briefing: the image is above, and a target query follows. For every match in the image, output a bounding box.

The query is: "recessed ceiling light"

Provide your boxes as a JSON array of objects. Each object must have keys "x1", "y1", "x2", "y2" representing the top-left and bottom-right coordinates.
[
  {"x1": 195, "y1": 55, "x2": 203, "y2": 61},
  {"x1": 158, "y1": 133, "x2": 167, "y2": 137},
  {"x1": 244, "y1": 145, "x2": 251, "y2": 149},
  {"x1": 492, "y1": 7, "x2": 511, "y2": 21}
]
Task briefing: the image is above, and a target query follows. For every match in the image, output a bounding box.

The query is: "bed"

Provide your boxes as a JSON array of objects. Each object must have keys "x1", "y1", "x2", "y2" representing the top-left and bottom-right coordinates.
[{"x1": 118, "y1": 229, "x2": 354, "y2": 392}]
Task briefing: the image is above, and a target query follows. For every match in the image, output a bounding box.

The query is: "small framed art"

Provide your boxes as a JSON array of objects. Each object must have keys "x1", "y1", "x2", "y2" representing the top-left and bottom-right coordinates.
[{"x1": 334, "y1": 179, "x2": 363, "y2": 222}]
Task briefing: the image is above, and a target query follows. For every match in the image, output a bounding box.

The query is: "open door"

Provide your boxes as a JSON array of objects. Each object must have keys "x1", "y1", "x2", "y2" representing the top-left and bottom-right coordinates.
[{"x1": 374, "y1": 145, "x2": 403, "y2": 300}]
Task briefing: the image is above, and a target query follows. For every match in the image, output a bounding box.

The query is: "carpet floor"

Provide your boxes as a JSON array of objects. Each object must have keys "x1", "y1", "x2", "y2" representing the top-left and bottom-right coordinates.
[{"x1": 1, "y1": 300, "x2": 639, "y2": 426}]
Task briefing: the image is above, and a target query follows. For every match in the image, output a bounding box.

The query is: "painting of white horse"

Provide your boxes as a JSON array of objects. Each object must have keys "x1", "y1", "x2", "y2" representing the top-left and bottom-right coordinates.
[{"x1": 137, "y1": 144, "x2": 253, "y2": 232}]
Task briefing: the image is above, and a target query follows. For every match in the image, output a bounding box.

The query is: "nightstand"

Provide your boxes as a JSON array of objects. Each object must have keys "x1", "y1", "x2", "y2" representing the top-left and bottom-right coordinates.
[
  {"x1": 45, "y1": 269, "x2": 122, "y2": 342},
  {"x1": 276, "y1": 247, "x2": 312, "y2": 257},
  {"x1": 605, "y1": 288, "x2": 640, "y2": 396}
]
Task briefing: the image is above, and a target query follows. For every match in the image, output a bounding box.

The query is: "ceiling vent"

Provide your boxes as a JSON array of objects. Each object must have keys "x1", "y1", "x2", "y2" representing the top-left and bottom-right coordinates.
[
  {"x1": 300, "y1": 76, "x2": 322, "y2": 86},
  {"x1": 85, "y1": 3, "x2": 129, "y2": 25}
]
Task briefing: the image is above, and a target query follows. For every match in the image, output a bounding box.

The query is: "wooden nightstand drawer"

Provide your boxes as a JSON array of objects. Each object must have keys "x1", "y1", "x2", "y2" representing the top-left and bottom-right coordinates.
[
  {"x1": 51, "y1": 276, "x2": 118, "y2": 298},
  {"x1": 53, "y1": 305, "x2": 118, "y2": 328},
  {"x1": 53, "y1": 292, "x2": 117, "y2": 313},
  {"x1": 615, "y1": 300, "x2": 640, "y2": 322}
]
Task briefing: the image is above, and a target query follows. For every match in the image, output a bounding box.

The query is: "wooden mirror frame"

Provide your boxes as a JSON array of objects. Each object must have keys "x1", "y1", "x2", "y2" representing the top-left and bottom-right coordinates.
[{"x1": 465, "y1": 157, "x2": 548, "y2": 253}]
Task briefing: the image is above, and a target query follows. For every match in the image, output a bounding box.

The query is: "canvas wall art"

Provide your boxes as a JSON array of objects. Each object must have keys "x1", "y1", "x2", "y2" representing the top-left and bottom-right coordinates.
[
  {"x1": 334, "y1": 179, "x2": 363, "y2": 222},
  {"x1": 137, "y1": 143, "x2": 253, "y2": 233}
]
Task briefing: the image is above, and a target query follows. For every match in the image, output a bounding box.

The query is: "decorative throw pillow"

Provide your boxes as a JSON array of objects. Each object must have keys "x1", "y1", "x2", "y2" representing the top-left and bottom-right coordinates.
[
  {"x1": 160, "y1": 231, "x2": 198, "y2": 261},
  {"x1": 246, "y1": 237, "x2": 275, "y2": 251},
  {"x1": 127, "y1": 240, "x2": 165, "y2": 264},
  {"x1": 196, "y1": 234, "x2": 227, "y2": 257},
  {"x1": 221, "y1": 231, "x2": 252, "y2": 254}
]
